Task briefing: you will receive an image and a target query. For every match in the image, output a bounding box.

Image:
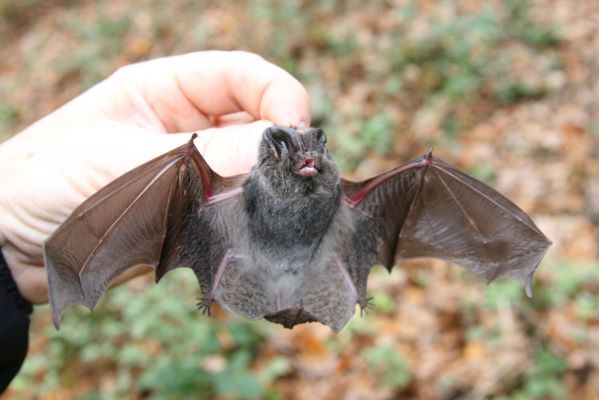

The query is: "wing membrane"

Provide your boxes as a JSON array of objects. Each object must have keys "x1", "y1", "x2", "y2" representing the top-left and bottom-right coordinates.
[
  {"x1": 44, "y1": 136, "x2": 225, "y2": 327},
  {"x1": 343, "y1": 153, "x2": 551, "y2": 295}
]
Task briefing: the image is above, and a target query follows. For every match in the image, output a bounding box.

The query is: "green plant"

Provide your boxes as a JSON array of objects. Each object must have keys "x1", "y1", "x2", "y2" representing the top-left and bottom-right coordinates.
[
  {"x1": 520, "y1": 349, "x2": 567, "y2": 399},
  {"x1": 484, "y1": 281, "x2": 525, "y2": 309},
  {"x1": 360, "y1": 113, "x2": 395, "y2": 156},
  {"x1": 0, "y1": 102, "x2": 20, "y2": 135},
  {"x1": 13, "y1": 270, "x2": 282, "y2": 399},
  {"x1": 363, "y1": 343, "x2": 411, "y2": 390}
]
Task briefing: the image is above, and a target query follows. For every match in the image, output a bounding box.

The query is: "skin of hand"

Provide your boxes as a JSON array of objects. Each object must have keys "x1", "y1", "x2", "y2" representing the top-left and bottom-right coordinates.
[{"x1": 0, "y1": 50, "x2": 311, "y2": 305}]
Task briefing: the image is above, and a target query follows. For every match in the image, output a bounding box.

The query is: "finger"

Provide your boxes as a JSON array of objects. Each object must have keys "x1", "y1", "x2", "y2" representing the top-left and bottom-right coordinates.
[
  {"x1": 162, "y1": 51, "x2": 311, "y2": 129},
  {"x1": 155, "y1": 120, "x2": 270, "y2": 176},
  {"x1": 77, "y1": 120, "x2": 269, "y2": 178},
  {"x1": 191, "y1": 120, "x2": 270, "y2": 175},
  {"x1": 214, "y1": 111, "x2": 255, "y2": 126},
  {"x1": 84, "y1": 51, "x2": 311, "y2": 133},
  {"x1": 110, "y1": 264, "x2": 153, "y2": 288}
]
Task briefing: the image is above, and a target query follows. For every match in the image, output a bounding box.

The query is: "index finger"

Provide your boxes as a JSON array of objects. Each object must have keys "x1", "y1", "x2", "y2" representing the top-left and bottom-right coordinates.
[{"x1": 99, "y1": 51, "x2": 312, "y2": 132}]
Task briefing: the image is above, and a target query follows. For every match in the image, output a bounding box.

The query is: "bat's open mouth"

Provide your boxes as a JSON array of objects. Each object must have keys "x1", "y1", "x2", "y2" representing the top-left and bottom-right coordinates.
[{"x1": 296, "y1": 158, "x2": 319, "y2": 177}]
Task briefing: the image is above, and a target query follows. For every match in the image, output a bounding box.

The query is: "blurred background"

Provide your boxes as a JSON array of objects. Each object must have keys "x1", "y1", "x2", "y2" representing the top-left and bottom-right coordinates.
[{"x1": 1, "y1": 0, "x2": 597, "y2": 399}]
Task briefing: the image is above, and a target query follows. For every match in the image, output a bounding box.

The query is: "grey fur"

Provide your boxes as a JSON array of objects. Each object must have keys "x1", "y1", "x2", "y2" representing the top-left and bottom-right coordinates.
[{"x1": 210, "y1": 127, "x2": 358, "y2": 331}]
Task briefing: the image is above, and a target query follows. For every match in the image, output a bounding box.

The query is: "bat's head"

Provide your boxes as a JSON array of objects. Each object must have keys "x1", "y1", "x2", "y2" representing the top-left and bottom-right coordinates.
[{"x1": 258, "y1": 126, "x2": 337, "y2": 181}]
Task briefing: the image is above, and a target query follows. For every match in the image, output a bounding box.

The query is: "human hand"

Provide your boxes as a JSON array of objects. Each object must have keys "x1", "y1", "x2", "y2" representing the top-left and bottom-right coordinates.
[{"x1": 0, "y1": 51, "x2": 311, "y2": 304}]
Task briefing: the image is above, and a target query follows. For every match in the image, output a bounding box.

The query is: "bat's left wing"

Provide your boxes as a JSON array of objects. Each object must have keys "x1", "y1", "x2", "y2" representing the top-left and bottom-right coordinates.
[
  {"x1": 341, "y1": 152, "x2": 551, "y2": 296},
  {"x1": 44, "y1": 135, "x2": 246, "y2": 328}
]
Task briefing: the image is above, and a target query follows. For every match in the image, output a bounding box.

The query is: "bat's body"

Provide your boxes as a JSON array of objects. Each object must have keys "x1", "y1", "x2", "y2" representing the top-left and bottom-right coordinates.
[{"x1": 45, "y1": 127, "x2": 551, "y2": 331}]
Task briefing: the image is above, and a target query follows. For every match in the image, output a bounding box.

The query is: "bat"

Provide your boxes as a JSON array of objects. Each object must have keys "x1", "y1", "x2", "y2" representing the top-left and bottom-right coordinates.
[{"x1": 44, "y1": 126, "x2": 551, "y2": 332}]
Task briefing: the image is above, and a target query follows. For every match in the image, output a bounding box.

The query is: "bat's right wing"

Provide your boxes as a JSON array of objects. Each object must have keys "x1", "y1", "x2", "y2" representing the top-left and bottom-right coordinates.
[
  {"x1": 44, "y1": 134, "x2": 245, "y2": 328},
  {"x1": 341, "y1": 152, "x2": 551, "y2": 296}
]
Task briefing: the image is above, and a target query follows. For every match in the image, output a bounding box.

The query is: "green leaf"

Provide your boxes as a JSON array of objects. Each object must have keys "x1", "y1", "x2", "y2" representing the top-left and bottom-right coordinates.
[
  {"x1": 363, "y1": 344, "x2": 411, "y2": 389},
  {"x1": 484, "y1": 280, "x2": 524, "y2": 308}
]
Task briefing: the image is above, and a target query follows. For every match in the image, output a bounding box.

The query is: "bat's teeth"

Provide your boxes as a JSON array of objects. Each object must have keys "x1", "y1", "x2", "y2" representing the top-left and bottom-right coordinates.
[{"x1": 296, "y1": 163, "x2": 318, "y2": 177}]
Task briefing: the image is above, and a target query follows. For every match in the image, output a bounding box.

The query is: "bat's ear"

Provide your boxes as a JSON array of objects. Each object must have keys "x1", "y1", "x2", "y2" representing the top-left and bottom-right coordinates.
[
  {"x1": 263, "y1": 127, "x2": 288, "y2": 159},
  {"x1": 262, "y1": 126, "x2": 301, "y2": 159},
  {"x1": 306, "y1": 128, "x2": 328, "y2": 153},
  {"x1": 311, "y1": 128, "x2": 327, "y2": 145}
]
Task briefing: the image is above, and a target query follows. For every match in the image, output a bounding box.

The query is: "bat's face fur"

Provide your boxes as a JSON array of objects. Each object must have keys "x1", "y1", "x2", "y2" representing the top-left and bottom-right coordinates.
[
  {"x1": 244, "y1": 126, "x2": 342, "y2": 248},
  {"x1": 256, "y1": 126, "x2": 339, "y2": 197}
]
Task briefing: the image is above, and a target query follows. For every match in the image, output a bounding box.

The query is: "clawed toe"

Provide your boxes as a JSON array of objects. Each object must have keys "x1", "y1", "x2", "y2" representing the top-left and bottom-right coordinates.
[
  {"x1": 197, "y1": 296, "x2": 213, "y2": 316},
  {"x1": 359, "y1": 296, "x2": 375, "y2": 317}
]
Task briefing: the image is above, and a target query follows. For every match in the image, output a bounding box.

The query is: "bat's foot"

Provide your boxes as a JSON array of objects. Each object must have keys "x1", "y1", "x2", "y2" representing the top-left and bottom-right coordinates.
[
  {"x1": 359, "y1": 296, "x2": 375, "y2": 317},
  {"x1": 197, "y1": 296, "x2": 213, "y2": 316},
  {"x1": 196, "y1": 249, "x2": 235, "y2": 317}
]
